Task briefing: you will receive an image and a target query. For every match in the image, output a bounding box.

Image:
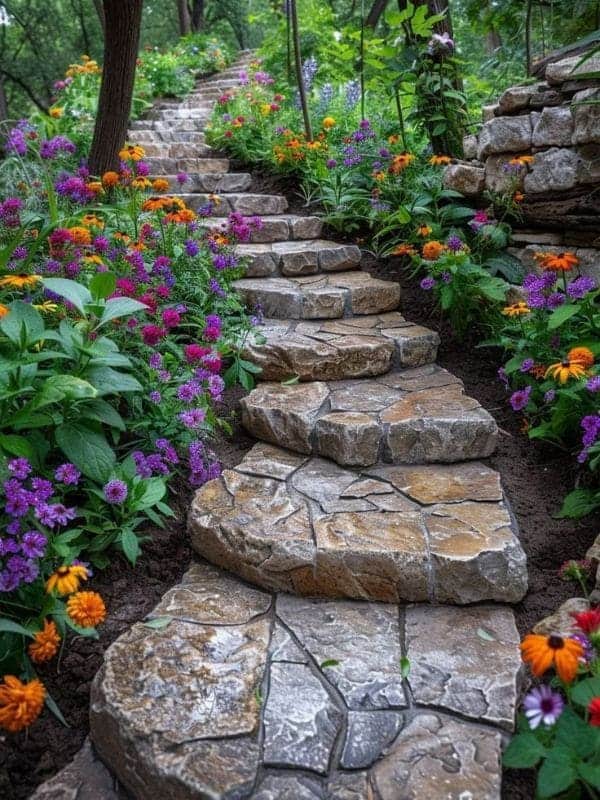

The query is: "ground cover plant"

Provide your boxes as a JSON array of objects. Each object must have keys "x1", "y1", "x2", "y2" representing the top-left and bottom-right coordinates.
[{"x1": 0, "y1": 44, "x2": 261, "y2": 730}]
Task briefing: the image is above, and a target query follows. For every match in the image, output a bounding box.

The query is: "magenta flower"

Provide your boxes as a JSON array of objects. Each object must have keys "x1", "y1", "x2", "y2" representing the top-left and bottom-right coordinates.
[
  {"x1": 103, "y1": 479, "x2": 128, "y2": 504},
  {"x1": 509, "y1": 385, "x2": 532, "y2": 411}
]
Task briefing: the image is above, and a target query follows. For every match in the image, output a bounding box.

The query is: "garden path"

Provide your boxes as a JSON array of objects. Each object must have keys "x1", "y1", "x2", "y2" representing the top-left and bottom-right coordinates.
[{"x1": 39, "y1": 53, "x2": 531, "y2": 800}]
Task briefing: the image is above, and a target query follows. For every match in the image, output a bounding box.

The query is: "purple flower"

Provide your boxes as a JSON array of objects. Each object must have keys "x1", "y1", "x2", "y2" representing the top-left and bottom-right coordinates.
[
  {"x1": 179, "y1": 408, "x2": 206, "y2": 429},
  {"x1": 176, "y1": 172, "x2": 189, "y2": 185},
  {"x1": 177, "y1": 380, "x2": 202, "y2": 403},
  {"x1": 208, "y1": 374, "x2": 225, "y2": 399},
  {"x1": 420, "y1": 277, "x2": 436, "y2": 290},
  {"x1": 520, "y1": 359, "x2": 534, "y2": 373},
  {"x1": 446, "y1": 234, "x2": 463, "y2": 252},
  {"x1": 586, "y1": 376, "x2": 600, "y2": 393},
  {"x1": 149, "y1": 352, "x2": 163, "y2": 369},
  {"x1": 567, "y1": 276, "x2": 596, "y2": 300},
  {"x1": 7, "y1": 458, "x2": 31, "y2": 480},
  {"x1": 509, "y1": 385, "x2": 532, "y2": 411},
  {"x1": 523, "y1": 685, "x2": 564, "y2": 729},
  {"x1": 326, "y1": 158, "x2": 338, "y2": 169},
  {"x1": 103, "y1": 479, "x2": 128, "y2": 504},
  {"x1": 31, "y1": 478, "x2": 53, "y2": 501},
  {"x1": 55, "y1": 463, "x2": 81, "y2": 485},
  {"x1": 547, "y1": 292, "x2": 565, "y2": 308},
  {"x1": 149, "y1": 390, "x2": 162, "y2": 404},
  {"x1": 20, "y1": 531, "x2": 47, "y2": 559},
  {"x1": 544, "y1": 389, "x2": 556, "y2": 403},
  {"x1": 184, "y1": 239, "x2": 199, "y2": 257}
]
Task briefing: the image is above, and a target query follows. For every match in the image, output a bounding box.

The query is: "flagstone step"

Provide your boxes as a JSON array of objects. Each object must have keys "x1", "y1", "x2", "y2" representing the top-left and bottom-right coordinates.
[
  {"x1": 189, "y1": 443, "x2": 527, "y2": 604},
  {"x1": 90, "y1": 560, "x2": 520, "y2": 798},
  {"x1": 244, "y1": 314, "x2": 439, "y2": 381},
  {"x1": 161, "y1": 172, "x2": 253, "y2": 193},
  {"x1": 202, "y1": 213, "x2": 324, "y2": 242},
  {"x1": 240, "y1": 365, "x2": 498, "y2": 466},
  {"x1": 182, "y1": 192, "x2": 288, "y2": 216},
  {"x1": 143, "y1": 156, "x2": 230, "y2": 174},
  {"x1": 234, "y1": 271, "x2": 401, "y2": 320},
  {"x1": 128, "y1": 129, "x2": 206, "y2": 144},
  {"x1": 139, "y1": 141, "x2": 213, "y2": 158},
  {"x1": 129, "y1": 118, "x2": 206, "y2": 131},
  {"x1": 239, "y1": 240, "x2": 362, "y2": 277}
]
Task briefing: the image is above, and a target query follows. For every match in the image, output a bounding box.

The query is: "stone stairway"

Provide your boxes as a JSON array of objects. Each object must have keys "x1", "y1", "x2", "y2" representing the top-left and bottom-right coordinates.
[{"x1": 83, "y1": 53, "x2": 529, "y2": 800}]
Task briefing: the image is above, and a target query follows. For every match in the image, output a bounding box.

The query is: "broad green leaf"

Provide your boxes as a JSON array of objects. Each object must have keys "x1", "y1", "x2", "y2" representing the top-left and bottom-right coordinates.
[
  {"x1": 0, "y1": 619, "x2": 35, "y2": 638},
  {"x1": 86, "y1": 366, "x2": 142, "y2": 395},
  {"x1": 121, "y1": 529, "x2": 141, "y2": 565},
  {"x1": 547, "y1": 304, "x2": 580, "y2": 330},
  {"x1": 571, "y1": 676, "x2": 600, "y2": 708},
  {"x1": 42, "y1": 278, "x2": 91, "y2": 315},
  {"x1": 0, "y1": 301, "x2": 45, "y2": 347},
  {"x1": 556, "y1": 489, "x2": 600, "y2": 520},
  {"x1": 55, "y1": 422, "x2": 116, "y2": 482},
  {"x1": 502, "y1": 732, "x2": 546, "y2": 768},
  {"x1": 98, "y1": 297, "x2": 148, "y2": 327},
  {"x1": 537, "y1": 747, "x2": 577, "y2": 798},
  {"x1": 0, "y1": 434, "x2": 36, "y2": 459},
  {"x1": 90, "y1": 271, "x2": 116, "y2": 301},
  {"x1": 143, "y1": 616, "x2": 173, "y2": 629}
]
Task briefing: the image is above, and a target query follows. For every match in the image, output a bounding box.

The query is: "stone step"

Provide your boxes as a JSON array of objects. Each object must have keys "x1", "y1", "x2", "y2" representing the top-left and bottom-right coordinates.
[
  {"x1": 129, "y1": 118, "x2": 206, "y2": 131},
  {"x1": 147, "y1": 107, "x2": 212, "y2": 120},
  {"x1": 240, "y1": 365, "x2": 498, "y2": 466},
  {"x1": 233, "y1": 271, "x2": 401, "y2": 320},
  {"x1": 161, "y1": 172, "x2": 252, "y2": 193},
  {"x1": 182, "y1": 192, "x2": 288, "y2": 216},
  {"x1": 138, "y1": 142, "x2": 213, "y2": 158},
  {"x1": 244, "y1": 313, "x2": 439, "y2": 381},
  {"x1": 128, "y1": 129, "x2": 207, "y2": 144},
  {"x1": 143, "y1": 156, "x2": 230, "y2": 174},
  {"x1": 202, "y1": 214, "x2": 324, "y2": 243},
  {"x1": 91, "y1": 559, "x2": 521, "y2": 797},
  {"x1": 190, "y1": 443, "x2": 527, "y2": 604},
  {"x1": 239, "y1": 240, "x2": 362, "y2": 277}
]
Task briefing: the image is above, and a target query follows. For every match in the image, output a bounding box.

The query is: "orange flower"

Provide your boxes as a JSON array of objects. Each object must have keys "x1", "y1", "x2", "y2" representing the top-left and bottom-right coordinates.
[
  {"x1": 86, "y1": 181, "x2": 103, "y2": 194},
  {"x1": 0, "y1": 274, "x2": 41, "y2": 289},
  {"x1": 28, "y1": 620, "x2": 61, "y2": 664},
  {"x1": 422, "y1": 241, "x2": 445, "y2": 261},
  {"x1": 49, "y1": 107, "x2": 63, "y2": 119},
  {"x1": 131, "y1": 177, "x2": 151, "y2": 190},
  {"x1": 502, "y1": 302, "x2": 531, "y2": 317},
  {"x1": 389, "y1": 152, "x2": 415, "y2": 174},
  {"x1": 0, "y1": 304, "x2": 9, "y2": 318},
  {"x1": 0, "y1": 676, "x2": 46, "y2": 732},
  {"x1": 67, "y1": 591, "x2": 106, "y2": 628},
  {"x1": 531, "y1": 364, "x2": 547, "y2": 379},
  {"x1": 101, "y1": 171, "x2": 120, "y2": 188},
  {"x1": 536, "y1": 251, "x2": 578, "y2": 272},
  {"x1": 388, "y1": 134, "x2": 400, "y2": 144},
  {"x1": 373, "y1": 171, "x2": 386, "y2": 182},
  {"x1": 80, "y1": 214, "x2": 104, "y2": 229},
  {"x1": 45, "y1": 564, "x2": 88, "y2": 595},
  {"x1": 113, "y1": 231, "x2": 131, "y2": 244},
  {"x1": 152, "y1": 178, "x2": 170, "y2": 193},
  {"x1": 392, "y1": 243, "x2": 416, "y2": 257},
  {"x1": 509, "y1": 155, "x2": 534, "y2": 167},
  {"x1": 68, "y1": 227, "x2": 92, "y2": 245},
  {"x1": 322, "y1": 116, "x2": 336, "y2": 130},
  {"x1": 513, "y1": 191, "x2": 525, "y2": 203},
  {"x1": 429, "y1": 155, "x2": 452, "y2": 166},
  {"x1": 118, "y1": 144, "x2": 145, "y2": 161},
  {"x1": 520, "y1": 633, "x2": 583, "y2": 682},
  {"x1": 165, "y1": 208, "x2": 196, "y2": 224},
  {"x1": 417, "y1": 224, "x2": 432, "y2": 237},
  {"x1": 568, "y1": 346, "x2": 594, "y2": 368}
]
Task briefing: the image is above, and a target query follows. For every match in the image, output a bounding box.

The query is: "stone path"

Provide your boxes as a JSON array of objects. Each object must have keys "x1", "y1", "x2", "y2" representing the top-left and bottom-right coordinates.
[{"x1": 49, "y1": 53, "x2": 530, "y2": 800}]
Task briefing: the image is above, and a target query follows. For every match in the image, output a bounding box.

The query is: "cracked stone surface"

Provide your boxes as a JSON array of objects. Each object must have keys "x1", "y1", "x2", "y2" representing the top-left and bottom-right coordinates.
[
  {"x1": 341, "y1": 711, "x2": 404, "y2": 768},
  {"x1": 240, "y1": 365, "x2": 498, "y2": 466},
  {"x1": 405, "y1": 605, "x2": 522, "y2": 729},
  {"x1": 234, "y1": 271, "x2": 401, "y2": 320},
  {"x1": 189, "y1": 442, "x2": 527, "y2": 603},
  {"x1": 371, "y1": 713, "x2": 503, "y2": 800},
  {"x1": 238, "y1": 239, "x2": 362, "y2": 277},
  {"x1": 243, "y1": 313, "x2": 439, "y2": 381}
]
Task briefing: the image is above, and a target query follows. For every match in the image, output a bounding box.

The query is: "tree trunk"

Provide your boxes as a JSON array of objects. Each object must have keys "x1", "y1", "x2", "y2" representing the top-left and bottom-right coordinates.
[
  {"x1": 177, "y1": 0, "x2": 191, "y2": 35},
  {"x1": 365, "y1": 0, "x2": 390, "y2": 27},
  {"x1": 485, "y1": 28, "x2": 502, "y2": 54},
  {"x1": 525, "y1": 0, "x2": 533, "y2": 75},
  {"x1": 0, "y1": 74, "x2": 8, "y2": 123},
  {"x1": 289, "y1": 0, "x2": 312, "y2": 141},
  {"x1": 88, "y1": 0, "x2": 144, "y2": 176},
  {"x1": 191, "y1": 0, "x2": 204, "y2": 31}
]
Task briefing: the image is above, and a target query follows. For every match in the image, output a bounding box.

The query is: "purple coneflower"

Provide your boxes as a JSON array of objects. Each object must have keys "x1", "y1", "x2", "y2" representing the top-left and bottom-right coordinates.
[{"x1": 523, "y1": 685, "x2": 564, "y2": 729}]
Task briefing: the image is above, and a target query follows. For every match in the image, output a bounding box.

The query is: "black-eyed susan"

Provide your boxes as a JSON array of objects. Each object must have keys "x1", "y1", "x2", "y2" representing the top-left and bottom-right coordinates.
[{"x1": 45, "y1": 564, "x2": 88, "y2": 595}]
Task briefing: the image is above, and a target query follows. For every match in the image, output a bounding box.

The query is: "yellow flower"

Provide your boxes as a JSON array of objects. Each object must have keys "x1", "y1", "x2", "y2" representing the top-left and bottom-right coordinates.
[
  {"x1": 373, "y1": 171, "x2": 386, "y2": 182},
  {"x1": 389, "y1": 153, "x2": 415, "y2": 174},
  {"x1": 33, "y1": 301, "x2": 59, "y2": 314},
  {"x1": 417, "y1": 225, "x2": 432, "y2": 237},
  {"x1": 0, "y1": 274, "x2": 41, "y2": 289},
  {"x1": 49, "y1": 107, "x2": 63, "y2": 119},
  {"x1": 260, "y1": 103, "x2": 272, "y2": 116},
  {"x1": 322, "y1": 117, "x2": 336, "y2": 130},
  {"x1": 502, "y1": 302, "x2": 530, "y2": 317},
  {"x1": 118, "y1": 144, "x2": 145, "y2": 162},
  {"x1": 45, "y1": 564, "x2": 89, "y2": 595},
  {"x1": 67, "y1": 591, "x2": 106, "y2": 628},
  {"x1": 68, "y1": 226, "x2": 92, "y2": 245},
  {"x1": 0, "y1": 676, "x2": 46, "y2": 732},
  {"x1": 545, "y1": 359, "x2": 588, "y2": 384},
  {"x1": 28, "y1": 620, "x2": 61, "y2": 664},
  {"x1": 80, "y1": 214, "x2": 104, "y2": 229},
  {"x1": 131, "y1": 177, "x2": 152, "y2": 190},
  {"x1": 152, "y1": 178, "x2": 170, "y2": 193}
]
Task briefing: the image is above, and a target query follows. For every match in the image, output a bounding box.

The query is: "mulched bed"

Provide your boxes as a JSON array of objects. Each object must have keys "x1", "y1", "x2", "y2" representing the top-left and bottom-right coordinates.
[{"x1": 4, "y1": 192, "x2": 598, "y2": 799}]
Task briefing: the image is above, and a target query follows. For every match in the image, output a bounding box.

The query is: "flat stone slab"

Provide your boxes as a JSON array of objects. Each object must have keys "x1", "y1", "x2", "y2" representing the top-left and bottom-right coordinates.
[
  {"x1": 90, "y1": 562, "x2": 518, "y2": 799},
  {"x1": 182, "y1": 191, "x2": 288, "y2": 216},
  {"x1": 244, "y1": 314, "x2": 439, "y2": 380},
  {"x1": 234, "y1": 271, "x2": 401, "y2": 320},
  {"x1": 202, "y1": 213, "x2": 323, "y2": 243},
  {"x1": 189, "y1": 442, "x2": 527, "y2": 603},
  {"x1": 237, "y1": 240, "x2": 362, "y2": 277},
  {"x1": 240, "y1": 365, "x2": 497, "y2": 465}
]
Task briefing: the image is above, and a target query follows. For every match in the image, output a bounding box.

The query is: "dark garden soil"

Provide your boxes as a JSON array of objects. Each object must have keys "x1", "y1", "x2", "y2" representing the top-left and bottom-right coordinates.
[{"x1": 5, "y1": 196, "x2": 598, "y2": 800}]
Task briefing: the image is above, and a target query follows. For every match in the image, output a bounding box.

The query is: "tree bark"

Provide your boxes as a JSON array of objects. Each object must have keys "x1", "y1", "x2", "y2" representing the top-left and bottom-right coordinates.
[
  {"x1": 191, "y1": 0, "x2": 204, "y2": 31},
  {"x1": 365, "y1": 0, "x2": 390, "y2": 28},
  {"x1": 525, "y1": 0, "x2": 533, "y2": 75},
  {"x1": 289, "y1": 0, "x2": 312, "y2": 141},
  {"x1": 88, "y1": 0, "x2": 144, "y2": 176},
  {"x1": 177, "y1": 0, "x2": 191, "y2": 35}
]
